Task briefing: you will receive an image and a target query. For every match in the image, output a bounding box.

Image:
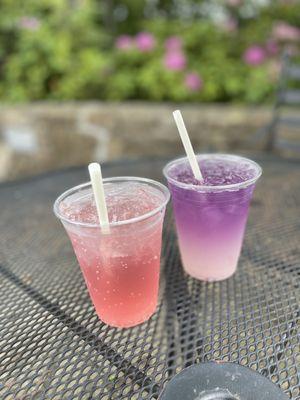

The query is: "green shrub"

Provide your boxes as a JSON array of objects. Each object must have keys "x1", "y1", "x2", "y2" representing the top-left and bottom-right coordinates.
[
  {"x1": 0, "y1": 0, "x2": 108, "y2": 101},
  {"x1": 0, "y1": 0, "x2": 299, "y2": 103}
]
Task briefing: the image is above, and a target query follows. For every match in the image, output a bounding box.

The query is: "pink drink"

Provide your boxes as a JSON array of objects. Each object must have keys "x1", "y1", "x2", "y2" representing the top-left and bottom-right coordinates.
[
  {"x1": 54, "y1": 178, "x2": 169, "y2": 328},
  {"x1": 164, "y1": 154, "x2": 262, "y2": 281}
]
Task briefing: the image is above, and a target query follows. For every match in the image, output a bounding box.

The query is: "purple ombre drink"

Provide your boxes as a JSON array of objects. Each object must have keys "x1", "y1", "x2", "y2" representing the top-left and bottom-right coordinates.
[{"x1": 164, "y1": 154, "x2": 262, "y2": 281}]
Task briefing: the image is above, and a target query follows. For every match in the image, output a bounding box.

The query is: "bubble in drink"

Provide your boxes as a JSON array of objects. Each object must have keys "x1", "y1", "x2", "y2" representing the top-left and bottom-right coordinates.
[
  {"x1": 55, "y1": 179, "x2": 169, "y2": 328},
  {"x1": 164, "y1": 154, "x2": 262, "y2": 281}
]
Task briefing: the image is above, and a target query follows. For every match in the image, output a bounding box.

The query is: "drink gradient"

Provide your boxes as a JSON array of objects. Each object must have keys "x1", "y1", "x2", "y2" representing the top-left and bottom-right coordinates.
[{"x1": 164, "y1": 154, "x2": 262, "y2": 281}]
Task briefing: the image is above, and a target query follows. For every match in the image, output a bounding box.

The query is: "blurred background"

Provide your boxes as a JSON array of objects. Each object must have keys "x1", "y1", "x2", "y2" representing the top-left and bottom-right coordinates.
[{"x1": 0, "y1": 0, "x2": 299, "y2": 181}]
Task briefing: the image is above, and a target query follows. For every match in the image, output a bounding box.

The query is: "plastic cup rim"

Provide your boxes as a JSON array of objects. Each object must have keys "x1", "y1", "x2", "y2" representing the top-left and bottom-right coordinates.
[
  {"x1": 53, "y1": 176, "x2": 170, "y2": 229},
  {"x1": 163, "y1": 153, "x2": 262, "y2": 192}
]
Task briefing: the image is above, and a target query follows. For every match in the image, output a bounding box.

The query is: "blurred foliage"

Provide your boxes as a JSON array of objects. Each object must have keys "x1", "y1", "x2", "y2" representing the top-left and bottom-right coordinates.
[
  {"x1": 0, "y1": 0, "x2": 108, "y2": 101},
  {"x1": 0, "y1": 0, "x2": 299, "y2": 103}
]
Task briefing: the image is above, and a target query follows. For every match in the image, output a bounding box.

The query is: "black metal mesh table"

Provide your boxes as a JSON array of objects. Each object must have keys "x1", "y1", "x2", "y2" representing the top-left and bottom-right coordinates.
[{"x1": 0, "y1": 155, "x2": 299, "y2": 400}]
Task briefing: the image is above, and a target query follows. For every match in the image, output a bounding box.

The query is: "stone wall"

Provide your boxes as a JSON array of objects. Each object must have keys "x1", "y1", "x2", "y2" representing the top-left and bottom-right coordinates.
[{"x1": 0, "y1": 102, "x2": 274, "y2": 181}]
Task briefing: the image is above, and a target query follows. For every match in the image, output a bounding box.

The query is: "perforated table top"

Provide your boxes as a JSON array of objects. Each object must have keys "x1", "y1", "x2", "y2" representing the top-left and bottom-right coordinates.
[{"x1": 0, "y1": 155, "x2": 299, "y2": 400}]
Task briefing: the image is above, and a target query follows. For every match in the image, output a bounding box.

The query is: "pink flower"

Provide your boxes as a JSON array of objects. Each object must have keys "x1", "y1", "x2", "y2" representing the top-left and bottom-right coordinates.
[
  {"x1": 18, "y1": 16, "x2": 40, "y2": 31},
  {"x1": 164, "y1": 51, "x2": 186, "y2": 71},
  {"x1": 272, "y1": 22, "x2": 300, "y2": 41},
  {"x1": 185, "y1": 72, "x2": 203, "y2": 91},
  {"x1": 115, "y1": 35, "x2": 133, "y2": 50},
  {"x1": 165, "y1": 36, "x2": 182, "y2": 51},
  {"x1": 135, "y1": 32, "x2": 155, "y2": 52},
  {"x1": 265, "y1": 39, "x2": 278, "y2": 56},
  {"x1": 243, "y1": 45, "x2": 266, "y2": 66}
]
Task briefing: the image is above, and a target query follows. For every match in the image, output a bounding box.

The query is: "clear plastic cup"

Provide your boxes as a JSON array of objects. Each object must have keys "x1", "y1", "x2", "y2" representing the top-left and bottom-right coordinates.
[
  {"x1": 54, "y1": 177, "x2": 170, "y2": 328},
  {"x1": 163, "y1": 154, "x2": 262, "y2": 281}
]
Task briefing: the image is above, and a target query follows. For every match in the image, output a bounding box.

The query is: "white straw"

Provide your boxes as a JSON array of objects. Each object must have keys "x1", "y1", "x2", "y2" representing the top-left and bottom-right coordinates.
[
  {"x1": 173, "y1": 110, "x2": 203, "y2": 181},
  {"x1": 88, "y1": 163, "x2": 110, "y2": 233}
]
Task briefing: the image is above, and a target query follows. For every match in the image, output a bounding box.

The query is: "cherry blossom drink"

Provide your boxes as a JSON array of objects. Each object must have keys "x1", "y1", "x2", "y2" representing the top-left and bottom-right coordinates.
[{"x1": 54, "y1": 177, "x2": 169, "y2": 328}]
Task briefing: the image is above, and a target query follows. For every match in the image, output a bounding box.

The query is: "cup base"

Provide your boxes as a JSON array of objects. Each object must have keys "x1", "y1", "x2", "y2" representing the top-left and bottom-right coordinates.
[
  {"x1": 183, "y1": 267, "x2": 237, "y2": 282},
  {"x1": 98, "y1": 306, "x2": 157, "y2": 329}
]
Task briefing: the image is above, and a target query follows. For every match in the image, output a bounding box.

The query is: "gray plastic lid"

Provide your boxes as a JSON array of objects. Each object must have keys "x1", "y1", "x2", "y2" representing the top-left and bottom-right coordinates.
[{"x1": 159, "y1": 362, "x2": 289, "y2": 400}]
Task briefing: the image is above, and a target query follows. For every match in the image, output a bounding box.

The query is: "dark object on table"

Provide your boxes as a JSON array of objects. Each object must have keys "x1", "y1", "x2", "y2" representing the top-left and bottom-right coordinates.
[
  {"x1": 255, "y1": 51, "x2": 300, "y2": 151},
  {"x1": 0, "y1": 156, "x2": 299, "y2": 399},
  {"x1": 159, "y1": 362, "x2": 289, "y2": 400}
]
